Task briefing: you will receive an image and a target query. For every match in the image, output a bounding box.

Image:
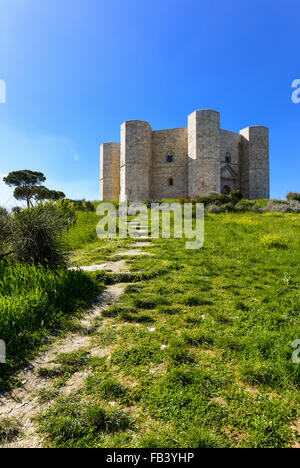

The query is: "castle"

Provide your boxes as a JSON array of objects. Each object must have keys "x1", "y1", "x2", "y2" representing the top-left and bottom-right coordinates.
[{"x1": 100, "y1": 109, "x2": 270, "y2": 202}]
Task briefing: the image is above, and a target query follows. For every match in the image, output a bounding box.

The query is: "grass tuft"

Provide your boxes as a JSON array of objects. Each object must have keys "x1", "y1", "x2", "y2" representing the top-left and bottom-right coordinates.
[{"x1": 0, "y1": 417, "x2": 21, "y2": 443}]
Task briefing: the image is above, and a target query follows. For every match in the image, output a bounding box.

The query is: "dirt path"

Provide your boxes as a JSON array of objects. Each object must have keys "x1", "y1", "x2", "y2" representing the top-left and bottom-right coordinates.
[{"x1": 0, "y1": 244, "x2": 152, "y2": 448}]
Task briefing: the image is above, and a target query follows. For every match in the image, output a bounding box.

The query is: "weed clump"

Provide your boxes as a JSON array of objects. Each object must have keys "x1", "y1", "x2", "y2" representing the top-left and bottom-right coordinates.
[
  {"x1": 260, "y1": 234, "x2": 288, "y2": 249},
  {"x1": 0, "y1": 417, "x2": 21, "y2": 443}
]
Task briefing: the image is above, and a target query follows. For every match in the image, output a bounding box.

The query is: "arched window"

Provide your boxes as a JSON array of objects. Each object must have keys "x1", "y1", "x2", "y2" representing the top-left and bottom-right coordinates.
[
  {"x1": 225, "y1": 152, "x2": 231, "y2": 164},
  {"x1": 167, "y1": 154, "x2": 174, "y2": 163},
  {"x1": 169, "y1": 177, "x2": 174, "y2": 186}
]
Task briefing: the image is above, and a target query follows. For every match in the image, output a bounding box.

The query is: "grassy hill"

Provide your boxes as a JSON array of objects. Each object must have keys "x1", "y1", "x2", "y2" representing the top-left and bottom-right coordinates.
[
  {"x1": 40, "y1": 208, "x2": 300, "y2": 448},
  {"x1": 0, "y1": 203, "x2": 299, "y2": 447}
]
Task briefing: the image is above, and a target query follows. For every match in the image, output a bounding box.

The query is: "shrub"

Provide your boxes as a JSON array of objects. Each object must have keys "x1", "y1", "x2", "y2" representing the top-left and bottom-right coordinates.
[
  {"x1": 286, "y1": 192, "x2": 300, "y2": 202},
  {"x1": 197, "y1": 193, "x2": 229, "y2": 206},
  {"x1": 0, "y1": 208, "x2": 12, "y2": 260},
  {"x1": 234, "y1": 200, "x2": 261, "y2": 212},
  {"x1": 11, "y1": 206, "x2": 23, "y2": 214},
  {"x1": 288, "y1": 200, "x2": 300, "y2": 213},
  {"x1": 83, "y1": 201, "x2": 95, "y2": 212},
  {"x1": 12, "y1": 205, "x2": 68, "y2": 267},
  {"x1": 222, "y1": 202, "x2": 236, "y2": 212},
  {"x1": 55, "y1": 199, "x2": 76, "y2": 217},
  {"x1": 206, "y1": 204, "x2": 223, "y2": 214},
  {"x1": 249, "y1": 204, "x2": 263, "y2": 213},
  {"x1": 229, "y1": 190, "x2": 243, "y2": 203},
  {"x1": 0, "y1": 207, "x2": 8, "y2": 217},
  {"x1": 264, "y1": 199, "x2": 300, "y2": 214}
]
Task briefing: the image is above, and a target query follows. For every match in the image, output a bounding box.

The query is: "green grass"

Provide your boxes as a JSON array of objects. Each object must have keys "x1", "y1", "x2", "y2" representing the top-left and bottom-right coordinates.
[
  {"x1": 38, "y1": 210, "x2": 300, "y2": 448},
  {"x1": 38, "y1": 394, "x2": 132, "y2": 448},
  {"x1": 0, "y1": 205, "x2": 129, "y2": 391},
  {"x1": 1, "y1": 205, "x2": 299, "y2": 447},
  {"x1": 63, "y1": 209, "x2": 131, "y2": 265},
  {"x1": 0, "y1": 261, "x2": 101, "y2": 390},
  {"x1": 63, "y1": 211, "x2": 101, "y2": 250}
]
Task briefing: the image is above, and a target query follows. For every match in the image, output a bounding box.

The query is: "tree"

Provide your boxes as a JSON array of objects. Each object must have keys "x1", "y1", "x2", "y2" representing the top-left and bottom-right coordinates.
[
  {"x1": 287, "y1": 192, "x2": 300, "y2": 202},
  {"x1": 33, "y1": 186, "x2": 65, "y2": 204},
  {"x1": 3, "y1": 170, "x2": 46, "y2": 208},
  {"x1": 3, "y1": 170, "x2": 65, "y2": 207}
]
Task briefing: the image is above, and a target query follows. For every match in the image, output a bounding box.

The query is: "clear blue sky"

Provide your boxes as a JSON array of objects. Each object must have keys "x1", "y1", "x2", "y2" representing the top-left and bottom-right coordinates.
[{"x1": 0, "y1": 0, "x2": 299, "y2": 206}]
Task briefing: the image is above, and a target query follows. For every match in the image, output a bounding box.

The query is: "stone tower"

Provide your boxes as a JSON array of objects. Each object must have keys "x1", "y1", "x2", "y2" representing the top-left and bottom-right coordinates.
[
  {"x1": 188, "y1": 110, "x2": 221, "y2": 198},
  {"x1": 239, "y1": 126, "x2": 270, "y2": 199},
  {"x1": 120, "y1": 120, "x2": 152, "y2": 202},
  {"x1": 100, "y1": 143, "x2": 120, "y2": 201}
]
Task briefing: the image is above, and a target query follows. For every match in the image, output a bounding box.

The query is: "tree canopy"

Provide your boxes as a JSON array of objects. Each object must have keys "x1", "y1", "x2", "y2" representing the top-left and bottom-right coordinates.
[{"x1": 3, "y1": 170, "x2": 65, "y2": 207}]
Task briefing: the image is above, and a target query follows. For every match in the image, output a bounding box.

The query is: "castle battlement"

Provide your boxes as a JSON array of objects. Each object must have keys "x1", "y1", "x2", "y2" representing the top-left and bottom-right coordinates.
[{"x1": 100, "y1": 109, "x2": 270, "y2": 201}]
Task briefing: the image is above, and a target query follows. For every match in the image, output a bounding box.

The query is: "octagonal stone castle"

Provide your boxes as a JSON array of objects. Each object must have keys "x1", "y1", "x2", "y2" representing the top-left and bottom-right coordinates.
[{"x1": 100, "y1": 109, "x2": 270, "y2": 202}]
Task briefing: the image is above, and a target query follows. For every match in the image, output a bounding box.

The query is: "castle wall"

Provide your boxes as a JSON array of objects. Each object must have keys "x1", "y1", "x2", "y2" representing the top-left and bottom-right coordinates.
[
  {"x1": 151, "y1": 127, "x2": 188, "y2": 199},
  {"x1": 220, "y1": 129, "x2": 242, "y2": 193},
  {"x1": 100, "y1": 110, "x2": 270, "y2": 202},
  {"x1": 188, "y1": 110, "x2": 221, "y2": 197},
  {"x1": 120, "y1": 120, "x2": 152, "y2": 202},
  {"x1": 220, "y1": 130, "x2": 241, "y2": 165},
  {"x1": 100, "y1": 142, "x2": 120, "y2": 200}
]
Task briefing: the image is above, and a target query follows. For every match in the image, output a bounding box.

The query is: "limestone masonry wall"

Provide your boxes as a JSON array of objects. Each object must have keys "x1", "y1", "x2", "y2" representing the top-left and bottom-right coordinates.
[
  {"x1": 220, "y1": 130, "x2": 242, "y2": 193},
  {"x1": 100, "y1": 143, "x2": 120, "y2": 201},
  {"x1": 151, "y1": 127, "x2": 188, "y2": 199},
  {"x1": 100, "y1": 109, "x2": 270, "y2": 201}
]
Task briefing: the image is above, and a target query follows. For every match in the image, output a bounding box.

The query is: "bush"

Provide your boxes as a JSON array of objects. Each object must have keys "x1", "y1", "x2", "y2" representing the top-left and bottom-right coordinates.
[
  {"x1": 229, "y1": 190, "x2": 243, "y2": 203},
  {"x1": 55, "y1": 199, "x2": 76, "y2": 217},
  {"x1": 288, "y1": 200, "x2": 300, "y2": 213},
  {"x1": 12, "y1": 205, "x2": 69, "y2": 267},
  {"x1": 206, "y1": 204, "x2": 223, "y2": 214},
  {"x1": 83, "y1": 201, "x2": 95, "y2": 212},
  {"x1": 264, "y1": 199, "x2": 300, "y2": 214},
  {"x1": 11, "y1": 206, "x2": 23, "y2": 214},
  {"x1": 235, "y1": 201, "x2": 251, "y2": 212},
  {"x1": 197, "y1": 193, "x2": 230, "y2": 206},
  {"x1": 0, "y1": 207, "x2": 8, "y2": 217},
  {"x1": 286, "y1": 192, "x2": 300, "y2": 202},
  {"x1": 58, "y1": 199, "x2": 95, "y2": 213},
  {"x1": 198, "y1": 191, "x2": 243, "y2": 209},
  {"x1": 222, "y1": 202, "x2": 236, "y2": 212},
  {"x1": 0, "y1": 208, "x2": 12, "y2": 260}
]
